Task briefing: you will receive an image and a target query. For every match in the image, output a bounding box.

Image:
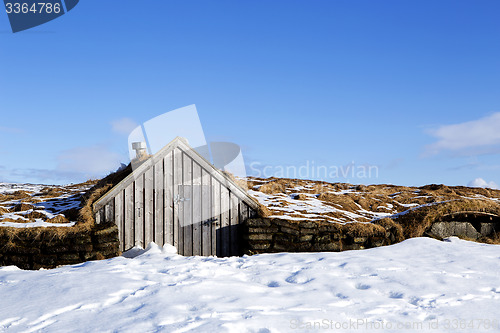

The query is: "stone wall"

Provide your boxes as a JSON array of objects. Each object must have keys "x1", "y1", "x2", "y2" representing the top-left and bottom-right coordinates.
[
  {"x1": 429, "y1": 220, "x2": 500, "y2": 240},
  {"x1": 243, "y1": 218, "x2": 403, "y2": 254},
  {"x1": 0, "y1": 223, "x2": 120, "y2": 270}
]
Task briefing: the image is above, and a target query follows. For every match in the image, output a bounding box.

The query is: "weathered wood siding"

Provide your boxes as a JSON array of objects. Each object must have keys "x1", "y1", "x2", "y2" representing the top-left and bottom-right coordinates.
[{"x1": 94, "y1": 146, "x2": 256, "y2": 257}]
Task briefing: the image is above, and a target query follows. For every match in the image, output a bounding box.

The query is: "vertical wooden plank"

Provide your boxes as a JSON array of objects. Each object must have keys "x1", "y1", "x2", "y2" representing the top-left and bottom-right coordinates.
[
  {"x1": 229, "y1": 192, "x2": 239, "y2": 256},
  {"x1": 212, "y1": 178, "x2": 220, "y2": 256},
  {"x1": 173, "y1": 148, "x2": 183, "y2": 254},
  {"x1": 165, "y1": 152, "x2": 174, "y2": 245},
  {"x1": 124, "y1": 183, "x2": 135, "y2": 251},
  {"x1": 164, "y1": 152, "x2": 174, "y2": 246},
  {"x1": 154, "y1": 158, "x2": 164, "y2": 246},
  {"x1": 192, "y1": 162, "x2": 202, "y2": 256},
  {"x1": 144, "y1": 167, "x2": 154, "y2": 247},
  {"x1": 95, "y1": 208, "x2": 104, "y2": 224},
  {"x1": 201, "y1": 169, "x2": 211, "y2": 256},
  {"x1": 134, "y1": 174, "x2": 144, "y2": 248},
  {"x1": 183, "y1": 153, "x2": 193, "y2": 256},
  {"x1": 239, "y1": 202, "x2": 249, "y2": 256},
  {"x1": 105, "y1": 200, "x2": 114, "y2": 224},
  {"x1": 220, "y1": 185, "x2": 230, "y2": 257},
  {"x1": 115, "y1": 191, "x2": 124, "y2": 252}
]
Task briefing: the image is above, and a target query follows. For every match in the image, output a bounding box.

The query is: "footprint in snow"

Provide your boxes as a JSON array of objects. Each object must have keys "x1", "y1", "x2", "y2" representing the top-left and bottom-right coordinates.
[
  {"x1": 336, "y1": 293, "x2": 348, "y2": 299},
  {"x1": 256, "y1": 329, "x2": 271, "y2": 333},
  {"x1": 389, "y1": 291, "x2": 404, "y2": 299},
  {"x1": 355, "y1": 283, "x2": 371, "y2": 290},
  {"x1": 285, "y1": 271, "x2": 314, "y2": 285}
]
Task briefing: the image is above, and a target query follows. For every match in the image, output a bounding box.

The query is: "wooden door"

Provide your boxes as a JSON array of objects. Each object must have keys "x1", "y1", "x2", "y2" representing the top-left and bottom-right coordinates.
[{"x1": 175, "y1": 155, "x2": 222, "y2": 256}]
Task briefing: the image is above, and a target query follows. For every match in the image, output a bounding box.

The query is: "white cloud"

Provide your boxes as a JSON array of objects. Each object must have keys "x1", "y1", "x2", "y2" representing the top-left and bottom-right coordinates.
[
  {"x1": 425, "y1": 112, "x2": 500, "y2": 156},
  {"x1": 111, "y1": 118, "x2": 139, "y2": 135},
  {"x1": 0, "y1": 146, "x2": 126, "y2": 184},
  {"x1": 467, "y1": 178, "x2": 499, "y2": 190},
  {"x1": 57, "y1": 145, "x2": 123, "y2": 177}
]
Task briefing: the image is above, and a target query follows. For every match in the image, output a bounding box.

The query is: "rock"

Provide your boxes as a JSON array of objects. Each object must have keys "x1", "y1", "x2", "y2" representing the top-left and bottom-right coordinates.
[
  {"x1": 247, "y1": 227, "x2": 279, "y2": 234},
  {"x1": 246, "y1": 234, "x2": 273, "y2": 241},
  {"x1": 250, "y1": 242, "x2": 271, "y2": 251},
  {"x1": 430, "y1": 222, "x2": 481, "y2": 239},
  {"x1": 280, "y1": 226, "x2": 300, "y2": 236},
  {"x1": 245, "y1": 218, "x2": 272, "y2": 227}
]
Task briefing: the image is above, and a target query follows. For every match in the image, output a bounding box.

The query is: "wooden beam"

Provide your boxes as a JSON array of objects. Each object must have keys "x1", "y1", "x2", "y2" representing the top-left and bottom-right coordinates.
[
  {"x1": 192, "y1": 162, "x2": 202, "y2": 256},
  {"x1": 183, "y1": 152, "x2": 193, "y2": 256},
  {"x1": 134, "y1": 174, "x2": 144, "y2": 248},
  {"x1": 144, "y1": 167, "x2": 154, "y2": 246},
  {"x1": 124, "y1": 183, "x2": 134, "y2": 251},
  {"x1": 201, "y1": 168, "x2": 211, "y2": 256},
  {"x1": 154, "y1": 158, "x2": 164, "y2": 246}
]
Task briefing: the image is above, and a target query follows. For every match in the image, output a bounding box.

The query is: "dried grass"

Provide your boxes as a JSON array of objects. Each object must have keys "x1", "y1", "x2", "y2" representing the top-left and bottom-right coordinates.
[
  {"x1": 25, "y1": 211, "x2": 48, "y2": 220},
  {"x1": 343, "y1": 222, "x2": 386, "y2": 237},
  {"x1": 0, "y1": 223, "x2": 92, "y2": 245},
  {"x1": 12, "y1": 203, "x2": 36, "y2": 212},
  {"x1": 38, "y1": 187, "x2": 67, "y2": 198},
  {"x1": 0, "y1": 217, "x2": 27, "y2": 223},
  {"x1": 259, "y1": 179, "x2": 288, "y2": 195},
  {"x1": 21, "y1": 197, "x2": 43, "y2": 203},
  {"x1": 2, "y1": 191, "x2": 32, "y2": 201},
  {"x1": 479, "y1": 232, "x2": 500, "y2": 245},
  {"x1": 65, "y1": 179, "x2": 99, "y2": 189},
  {"x1": 48, "y1": 215, "x2": 70, "y2": 224},
  {"x1": 373, "y1": 217, "x2": 405, "y2": 242},
  {"x1": 317, "y1": 193, "x2": 363, "y2": 212},
  {"x1": 79, "y1": 164, "x2": 133, "y2": 225}
]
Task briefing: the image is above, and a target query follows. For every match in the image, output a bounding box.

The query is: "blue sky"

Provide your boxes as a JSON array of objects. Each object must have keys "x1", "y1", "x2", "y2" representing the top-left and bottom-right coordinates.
[{"x1": 1, "y1": 0, "x2": 499, "y2": 187}]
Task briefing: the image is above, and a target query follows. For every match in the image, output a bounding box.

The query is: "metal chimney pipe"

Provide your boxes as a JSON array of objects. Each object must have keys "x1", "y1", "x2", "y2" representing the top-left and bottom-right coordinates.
[{"x1": 132, "y1": 142, "x2": 147, "y2": 159}]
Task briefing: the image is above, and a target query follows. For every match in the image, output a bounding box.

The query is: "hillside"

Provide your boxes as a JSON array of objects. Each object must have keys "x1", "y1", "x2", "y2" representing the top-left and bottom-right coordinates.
[
  {"x1": 1, "y1": 177, "x2": 499, "y2": 243},
  {"x1": 244, "y1": 177, "x2": 500, "y2": 242},
  {"x1": 0, "y1": 182, "x2": 95, "y2": 228}
]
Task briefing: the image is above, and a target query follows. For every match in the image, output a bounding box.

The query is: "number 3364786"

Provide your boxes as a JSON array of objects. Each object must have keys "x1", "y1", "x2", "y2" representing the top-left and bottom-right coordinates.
[{"x1": 5, "y1": 3, "x2": 61, "y2": 14}]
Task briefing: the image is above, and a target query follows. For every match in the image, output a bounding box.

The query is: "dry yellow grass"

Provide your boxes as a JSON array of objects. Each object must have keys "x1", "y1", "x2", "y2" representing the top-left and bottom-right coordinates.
[
  {"x1": 38, "y1": 187, "x2": 67, "y2": 198},
  {"x1": 25, "y1": 211, "x2": 47, "y2": 220},
  {"x1": 258, "y1": 180, "x2": 288, "y2": 195},
  {"x1": 2, "y1": 191, "x2": 33, "y2": 201},
  {"x1": 79, "y1": 164, "x2": 133, "y2": 225},
  {"x1": 12, "y1": 203, "x2": 36, "y2": 212},
  {"x1": 0, "y1": 217, "x2": 27, "y2": 223},
  {"x1": 343, "y1": 222, "x2": 386, "y2": 237},
  {"x1": 48, "y1": 215, "x2": 70, "y2": 224}
]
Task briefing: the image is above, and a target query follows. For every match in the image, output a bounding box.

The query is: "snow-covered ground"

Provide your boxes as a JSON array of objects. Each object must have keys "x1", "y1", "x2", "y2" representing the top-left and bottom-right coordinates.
[
  {"x1": 1, "y1": 237, "x2": 499, "y2": 332},
  {"x1": 0, "y1": 182, "x2": 92, "y2": 228}
]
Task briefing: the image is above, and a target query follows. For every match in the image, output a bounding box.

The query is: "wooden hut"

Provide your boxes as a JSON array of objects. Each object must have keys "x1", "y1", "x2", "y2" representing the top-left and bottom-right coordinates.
[{"x1": 93, "y1": 137, "x2": 259, "y2": 256}]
